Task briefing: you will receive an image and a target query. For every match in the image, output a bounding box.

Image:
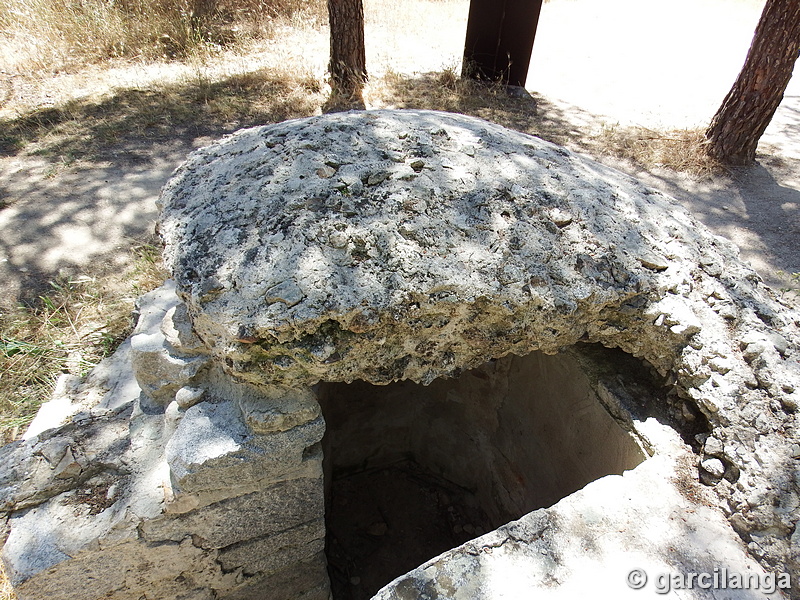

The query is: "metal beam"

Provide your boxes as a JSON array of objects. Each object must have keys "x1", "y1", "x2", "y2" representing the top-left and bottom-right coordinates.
[{"x1": 462, "y1": 0, "x2": 544, "y2": 88}]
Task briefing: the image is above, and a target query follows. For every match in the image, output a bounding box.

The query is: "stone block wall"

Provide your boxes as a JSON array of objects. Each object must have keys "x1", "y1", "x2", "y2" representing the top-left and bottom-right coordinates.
[{"x1": 0, "y1": 283, "x2": 329, "y2": 600}]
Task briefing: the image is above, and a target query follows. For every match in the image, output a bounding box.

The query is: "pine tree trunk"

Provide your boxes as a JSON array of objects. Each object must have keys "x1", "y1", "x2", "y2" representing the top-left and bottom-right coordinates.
[
  {"x1": 191, "y1": 0, "x2": 217, "y2": 28},
  {"x1": 705, "y1": 0, "x2": 800, "y2": 165},
  {"x1": 327, "y1": 0, "x2": 367, "y2": 99}
]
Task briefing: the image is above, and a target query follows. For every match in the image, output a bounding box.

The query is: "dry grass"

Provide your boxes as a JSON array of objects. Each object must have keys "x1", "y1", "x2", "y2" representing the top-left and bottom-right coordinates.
[
  {"x1": 0, "y1": 242, "x2": 167, "y2": 446},
  {"x1": 0, "y1": 560, "x2": 14, "y2": 600},
  {"x1": 0, "y1": 37, "x2": 326, "y2": 455},
  {"x1": 0, "y1": 0, "x2": 325, "y2": 74},
  {"x1": 369, "y1": 63, "x2": 727, "y2": 179},
  {"x1": 592, "y1": 124, "x2": 724, "y2": 177},
  {"x1": 367, "y1": 68, "x2": 581, "y2": 148},
  {"x1": 0, "y1": 241, "x2": 165, "y2": 592},
  {"x1": 366, "y1": 66, "x2": 724, "y2": 178},
  {"x1": 0, "y1": 2, "x2": 327, "y2": 454},
  {"x1": 0, "y1": 66, "x2": 325, "y2": 163}
]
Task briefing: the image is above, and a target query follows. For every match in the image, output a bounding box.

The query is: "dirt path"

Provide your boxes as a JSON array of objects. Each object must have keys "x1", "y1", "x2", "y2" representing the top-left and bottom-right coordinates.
[
  {"x1": 528, "y1": 0, "x2": 800, "y2": 292},
  {"x1": 618, "y1": 146, "x2": 800, "y2": 291},
  {"x1": 0, "y1": 153, "x2": 174, "y2": 301},
  {"x1": 0, "y1": 0, "x2": 797, "y2": 307}
]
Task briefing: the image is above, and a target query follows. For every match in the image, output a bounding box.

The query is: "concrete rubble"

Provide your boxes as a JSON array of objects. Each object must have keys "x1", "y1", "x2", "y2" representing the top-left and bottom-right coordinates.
[{"x1": 0, "y1": 110, "x2": 798, "y2": 599}]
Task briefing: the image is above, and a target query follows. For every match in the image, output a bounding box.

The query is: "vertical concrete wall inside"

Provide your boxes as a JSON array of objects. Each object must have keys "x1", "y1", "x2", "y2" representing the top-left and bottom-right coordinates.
[{"x1": 317, "y1": 345, "x2": 653, "y2": 599}]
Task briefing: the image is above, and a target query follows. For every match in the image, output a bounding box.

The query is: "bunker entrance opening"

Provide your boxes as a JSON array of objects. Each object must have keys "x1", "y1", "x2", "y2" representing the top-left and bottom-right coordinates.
[{"x1": 317, "y1": 344, "x2": 659, "y2": 600}]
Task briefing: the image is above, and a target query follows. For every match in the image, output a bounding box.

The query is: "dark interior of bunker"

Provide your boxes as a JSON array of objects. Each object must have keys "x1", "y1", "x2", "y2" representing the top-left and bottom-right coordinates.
[{"x1": 316, "y1": 343, "x2": 680, "y2": 600}]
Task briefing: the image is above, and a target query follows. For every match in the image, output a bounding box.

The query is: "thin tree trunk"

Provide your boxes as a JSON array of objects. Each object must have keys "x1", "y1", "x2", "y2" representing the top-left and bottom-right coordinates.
[
  {"x1": 705, "y1": 0, "x2": 800, "y2": 165},
  {"x1": 190, "y1": 0, "x2": 217, "y2": 29},
  {"x1": 327, "y1": 0, "x2": 367, "y2": 100}
]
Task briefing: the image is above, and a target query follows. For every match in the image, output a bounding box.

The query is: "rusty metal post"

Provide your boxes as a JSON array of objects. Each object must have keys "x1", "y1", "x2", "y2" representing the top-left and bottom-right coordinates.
[{"x1": 462, "y1": 0, "x2": 544, "y2": 88}]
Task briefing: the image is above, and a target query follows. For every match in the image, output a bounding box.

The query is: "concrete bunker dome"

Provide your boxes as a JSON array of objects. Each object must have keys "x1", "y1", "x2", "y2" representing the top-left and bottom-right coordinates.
[
  {"x1": 155, "y1": 109, "x2": 800, "y2": 596},
  {"x1": 159, "y1": 109, "x2": 726, "y2": 389},
  {"x1": 2, "y1": 109, "x2": 799, "y2": 600}
]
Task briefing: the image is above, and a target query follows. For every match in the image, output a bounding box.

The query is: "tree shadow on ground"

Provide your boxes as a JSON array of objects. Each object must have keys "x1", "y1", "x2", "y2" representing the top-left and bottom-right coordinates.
[
  {"x1": 367, "y1": 70, "x2": 594, "y2": 153},
  {"x1": 0, "y1": 67, "x2": 326, "y2": 164},
  {"x1": 0, "y1": 67, "x2": 327, "y2": 307},
  {"x1": 368, "y1": 70, "x2": 722, "y2": 176},
  {"x1": 637, "y1": 160, "x2": 800, "y2": 292},
  {"x1": 2, "y1": 65, "x2": 798, "y2": 308},
  {"x1": 0, "y1": 67, "x2": 596, "y2": 309}
]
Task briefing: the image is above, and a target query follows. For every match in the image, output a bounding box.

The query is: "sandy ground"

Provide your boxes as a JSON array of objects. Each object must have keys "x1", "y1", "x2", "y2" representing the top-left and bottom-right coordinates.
[
  {"x1": 529, "y1": 0, "x2": 800, "y2": 293},
  {"x1": 0, "y1": 0, "x2": 798, "y2": 305}
]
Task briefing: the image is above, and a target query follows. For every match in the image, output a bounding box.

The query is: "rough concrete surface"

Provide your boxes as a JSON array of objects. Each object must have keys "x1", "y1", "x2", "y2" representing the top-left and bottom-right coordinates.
[
  {"x1": 154, "y1": 110, "x2": 797, "y2": 597},
  {"x1": 2, "y1": 0, "x2": 800, "y2": 304}
]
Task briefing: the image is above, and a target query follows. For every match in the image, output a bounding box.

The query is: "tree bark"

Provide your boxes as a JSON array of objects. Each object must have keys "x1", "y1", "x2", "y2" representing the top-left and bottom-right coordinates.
[
  {"x1": 327, "y1": 0, "x2": 367, "y2": 100},
  {"x1": 705, "y1": 0, "x2": 800, "y2": 165},
  {"x1": 190, "y1": 0, "x2": 217, "y2": 28}
]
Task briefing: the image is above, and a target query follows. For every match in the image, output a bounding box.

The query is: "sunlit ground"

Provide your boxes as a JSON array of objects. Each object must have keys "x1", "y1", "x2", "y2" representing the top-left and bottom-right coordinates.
[
  {"x1": 3, "y1": 0, "x2": 789, "y2": 135},
  {"x1": 529, "y1": 0, "x2": 775, "y2": 128}
]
